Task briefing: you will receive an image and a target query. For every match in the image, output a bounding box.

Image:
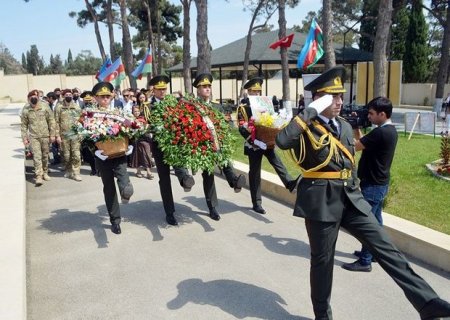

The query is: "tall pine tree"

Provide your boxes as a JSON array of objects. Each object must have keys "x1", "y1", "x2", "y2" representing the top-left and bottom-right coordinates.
[{"x1": 404, "y1": 0, "x2": 429, "y2": 82}]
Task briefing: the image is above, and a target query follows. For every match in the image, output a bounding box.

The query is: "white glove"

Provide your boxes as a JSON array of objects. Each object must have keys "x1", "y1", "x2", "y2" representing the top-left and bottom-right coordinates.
[
  {"x1": 253, "y1": 139, "x2": 267, "y2": 150},
  {"x1": 95, "y1": 150, "x2": 108, "y2": 161},
  {"x1": 125, "y1": 145, "x2": 134, "y2": 156},
  {"x1": 308, "y1": 94, "x2": 333, "y2": 114}
]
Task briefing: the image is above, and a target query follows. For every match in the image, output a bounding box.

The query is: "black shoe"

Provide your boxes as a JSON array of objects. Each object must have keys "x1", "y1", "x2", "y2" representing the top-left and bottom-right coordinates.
[
  {"x1": 252, "y1": 205, "x2": 266, "y2": 214},
  {"x1": 120, "y1": 183, "x2": 134, "y2": 204},
  {"x1": 111, "y1": 223, "x2": 121, "y2": 234},
  {"x1": 342, "y1": 260, "x2": 372, "y2": 272},
  {"x1": 209, "y1": 208, "x2": 221, "y2": 221},
  {"x1": 353, "y1": 250, "x2": 377, "y2": 263},
  {"x1": 166, "y1": 214, "x2": 178, "y2": 226},
  {"x1": 182, "y1": 175, "x2": 195, "y2": 192},
  {"x1": 287, "y1": 176, "x2": 300, "y2": 192},
  {"x1": 90, "y1": 169, "x2": 97, "y2": 176},
  {"x1": 420, "y1": 298, "x2": 450, "y2": 320},
  {"x1": 233, "y1": 174, "x2": 246, "y2": 193}
]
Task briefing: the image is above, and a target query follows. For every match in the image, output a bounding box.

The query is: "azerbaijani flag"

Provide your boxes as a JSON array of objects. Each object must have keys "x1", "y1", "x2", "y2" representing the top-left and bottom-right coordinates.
[
  {"x1": 131, "y1": 48, "x2": 153, "y2": 79},
  {"x1": 95, "y1": 57, "x2": 112, "y2": 80},
  {"x1": 98, "y1": 56, "x2": 126, "y2": 87},
  {"x1": 297, "y1": 19, "x2": 324, "y2": 70}
]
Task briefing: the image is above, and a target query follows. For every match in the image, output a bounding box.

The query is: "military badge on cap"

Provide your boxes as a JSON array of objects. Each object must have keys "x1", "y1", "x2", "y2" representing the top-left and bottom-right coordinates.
[
  {"x1": 92, "y1": 82, "x2": 114, "y2": 96},
  {"x1": 193, "y1": 73, "x2": 213, "y2": 88},
  {"x1": 149, "y1": 75, "x2": 169, "y2": 89},
  {"x1": 304, "y1": 66, "x2": 346, "y2": 94},
  {"x1": 244, "y1": 77, "x2": 263, "y2": 91}
]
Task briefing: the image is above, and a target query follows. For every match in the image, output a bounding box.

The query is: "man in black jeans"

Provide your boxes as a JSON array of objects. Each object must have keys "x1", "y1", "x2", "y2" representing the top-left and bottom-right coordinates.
[{"x1": 343, "y1": 96, "x2": 398, "y2": 272}]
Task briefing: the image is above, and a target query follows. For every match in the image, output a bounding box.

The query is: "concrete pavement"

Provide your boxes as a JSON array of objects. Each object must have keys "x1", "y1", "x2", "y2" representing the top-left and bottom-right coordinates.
[{"x1": 2, "y1": 102, "x2": 450, "y2": 320}]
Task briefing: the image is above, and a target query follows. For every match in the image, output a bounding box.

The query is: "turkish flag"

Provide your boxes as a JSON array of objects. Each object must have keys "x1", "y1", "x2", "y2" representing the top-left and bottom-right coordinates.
[{"x1": 269, "y1": 34, "x2": 295, "y2": 50}]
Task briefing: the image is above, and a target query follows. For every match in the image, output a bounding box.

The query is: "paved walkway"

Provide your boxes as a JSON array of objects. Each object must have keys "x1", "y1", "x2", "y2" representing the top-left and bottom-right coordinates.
[{"x1": 2, "y1": 103, "x2": 449, "y2": 320}]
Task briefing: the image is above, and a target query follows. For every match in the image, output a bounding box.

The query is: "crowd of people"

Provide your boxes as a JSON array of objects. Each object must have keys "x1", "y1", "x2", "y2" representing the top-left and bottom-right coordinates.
[{"x1": 19, "y1": 69, "x2": 450, "y2": 320}]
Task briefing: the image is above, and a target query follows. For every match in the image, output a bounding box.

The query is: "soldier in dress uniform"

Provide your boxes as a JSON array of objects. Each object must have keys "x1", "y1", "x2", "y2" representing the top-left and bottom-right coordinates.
[
  {"x1": 21, "y1": 90, "x2": 56, "y2": 186},
  {"x1": 92, "y1": 82, "x2": 134, "y2": 235},
  {"x1": 237, "y1": 77, "x2": 296, "y2": 214},
  {"x1": 55, "y1": 88, "x2": 83, "y2": 181},
  {"x1": 275, "y1": 66, "x2": 450, "y2": 320},
  {"x1": 194, "y1": 73, "x2": 246, "y2": 193},
  {"x1": 80, "y1": 91, "x2": 95, "y2": 109},
  {"x1": 147, "y1": 75, "x2": 197, "y2": 226}
]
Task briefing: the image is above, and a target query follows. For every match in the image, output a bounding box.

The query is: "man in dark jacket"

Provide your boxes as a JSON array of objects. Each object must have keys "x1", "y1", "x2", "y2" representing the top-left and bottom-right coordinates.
[{"x1": 276, "y1": 66, "x2": 450, "y2": 320}]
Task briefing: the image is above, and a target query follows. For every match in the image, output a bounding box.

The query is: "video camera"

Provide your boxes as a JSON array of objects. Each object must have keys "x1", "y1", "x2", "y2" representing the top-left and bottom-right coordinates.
[{"x1": 340, "y1": 104, "x2": 371, "y2": 129}]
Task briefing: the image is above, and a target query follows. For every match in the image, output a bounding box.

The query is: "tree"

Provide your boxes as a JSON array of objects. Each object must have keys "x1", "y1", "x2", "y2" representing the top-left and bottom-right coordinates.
[
  {"x1": 194, "y1": 0, "x2": 211, "y2": 74},
  {"x1": 67, "y1": 49, "x2": 73, "y2": 65},
  {"x1": 118, "y1": 0, "x2": 137, "y2": 88},
  {"x1": 322, "y1": 0, "x2": 336, "y2": 70},
  {"x1": 373, "y1": 0, "x2": 393, "y2": 97},
  {"x1": 21, "y1": 53, "x2": 27, "y2": 71},
  {"x1": 404, "y1": 0, "x2": 429, "y2": 82},
  {"x1": 26, "y1": 45, "x2": 45, "y2": 75},
  {"x1": 427, "y1": 0, "x2": 450, "y2": 114},
  {"x1": 48, "y1": 54, "x2": 64, "y2": 74},
  {"x1": 359, "y1": 1, "x2": 378, "y2": 52},
  {"x1": 69, "y1": 0, "x2": 107, "y2": 60},
  {"x1": 239, "y1": 0, "x2": 277, "y2": 97},
  {"x1": 65, "y1": 50, "x2": 103, "y2": 75},
  {"x1": 0, "y1": 43, "x2": 24, "y2": 74},
  {"x1": 180, "y1": 0, "x2": 193, "y2": 93},
  {"x1": 390, "y1": 5, "x2": 410, "y2": 61}
]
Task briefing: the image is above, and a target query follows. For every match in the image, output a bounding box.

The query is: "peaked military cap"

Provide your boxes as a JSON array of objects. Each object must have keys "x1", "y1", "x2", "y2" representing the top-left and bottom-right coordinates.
[
  {"x1": 193, "y1": 73, "x2": 213, "y2": 88},
  {"x1": 149, "y1": 75, "x2": 170, "y2": 89},
  {"x1": 244, "y1": 77, "x2": 263, "y2": 91},
  {"x1": 92, "y1": 82, "x2": 114, "y2": 96},
  {"x1": 80, "y1": 91, "x2": 93, "y2": 102},
  {"x1": 304, "y1": 66, "x2": 346, "y2": 94}
]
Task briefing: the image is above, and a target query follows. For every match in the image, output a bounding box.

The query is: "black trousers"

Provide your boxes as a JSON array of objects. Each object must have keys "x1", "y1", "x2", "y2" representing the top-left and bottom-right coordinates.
[
  {"x1": 305, "y1": 197, "x2": 438, "y2": 320},
  {"x1": 246, "y1": 147, "x2": 292, "y2": 206},
  {"x1": 96, "y1": 156, "x2": 131, "y2": 224},
  {"x1": 201, "y1": 171, "x2": 217, "y2": 210},
  {"x1": 221, "y1": 164, "x2": 238, "y2": 188},
  {"x1": 151, "y1": 140, "x2": 191, "y2": 216}
]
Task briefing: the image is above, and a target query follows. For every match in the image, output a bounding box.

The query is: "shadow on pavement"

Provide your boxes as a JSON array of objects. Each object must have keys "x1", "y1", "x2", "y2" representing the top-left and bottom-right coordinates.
[
  {"x1": 38, "y1": 208, "x2": 110, "y2": 248},
  {"x1": 167, "y1": 278, "x2": 311, "y2": 320}
]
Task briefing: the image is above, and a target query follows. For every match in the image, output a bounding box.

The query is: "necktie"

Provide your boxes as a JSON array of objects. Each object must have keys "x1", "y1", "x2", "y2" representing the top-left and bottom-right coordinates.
[{"x1": 328, "y1": 119, "x2": 338, "y2": 136}]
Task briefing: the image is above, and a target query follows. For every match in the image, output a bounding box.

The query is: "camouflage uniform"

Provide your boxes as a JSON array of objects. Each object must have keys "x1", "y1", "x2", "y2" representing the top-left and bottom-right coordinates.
[
  {"x1": 55, "y1": 101, "x2": 82, "y2": 178},
  {"x1": 21, "y1": 101, "x2": 56, "y2": 178}
]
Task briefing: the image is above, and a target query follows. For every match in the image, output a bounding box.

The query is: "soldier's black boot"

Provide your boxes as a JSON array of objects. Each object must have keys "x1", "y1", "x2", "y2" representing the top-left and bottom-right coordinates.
[{"x1": 209, "y1": 208, "x2": 221, "y2": 221}]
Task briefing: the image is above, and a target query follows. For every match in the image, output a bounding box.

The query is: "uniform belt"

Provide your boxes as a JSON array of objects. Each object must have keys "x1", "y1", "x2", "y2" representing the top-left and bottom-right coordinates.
[{"x1": 302, "y1": 169, "x2": 352, "y2": 180}]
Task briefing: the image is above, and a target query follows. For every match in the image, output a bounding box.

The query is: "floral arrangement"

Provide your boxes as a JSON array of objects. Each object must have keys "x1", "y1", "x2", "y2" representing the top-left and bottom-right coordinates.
[
  {"x1": 149, "y1": 94, "x2": 235, "y2": 173},
  {"x1": 67, "y1": 109, "x2": 147, "y2": 143},
  {"x1": 436, "y1": 131, "x2": 450, "y2": 177}
]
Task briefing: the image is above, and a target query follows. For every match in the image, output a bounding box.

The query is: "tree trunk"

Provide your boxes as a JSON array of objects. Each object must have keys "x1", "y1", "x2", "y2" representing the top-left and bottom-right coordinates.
[
  {"x1": 156, "y1": 0, "x2": 162, "y2": 74},
  {"x1": 278, "y1": 0, "x2": 290, "y2": 101},
  {"x1": 84, "y1": 0, "x2": 106, "y2": 60},
  {"x1": 143, "y1": 0, "x2": 155, "y2": 81},
  {"x1": 434, "y1": 1, "x2": 450, "y2": 115},
  {"x1": 322, "y1": 0, "x2": 336, "y2": 70},
  {"x1": 194, "y1": 0, "x2": 211, "y2": 74},
  {"x1": 181, "y1": 0, "x2": 192, "y2": 93},
  {"x1": 106, "y1": 0, "x2": 115, "y2": 59},
  {"x1": 119, "y1": 0, "x2": 136, "y2": 88},
  {"x1": 373, "y1": 0, "x2": 393, "y2": 97}
]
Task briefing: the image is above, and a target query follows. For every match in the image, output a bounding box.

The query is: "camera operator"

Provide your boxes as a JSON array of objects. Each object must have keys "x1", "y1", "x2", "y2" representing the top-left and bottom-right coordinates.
[{"x1": 342, "y1": 96, "x2": 399, "y2": 272}]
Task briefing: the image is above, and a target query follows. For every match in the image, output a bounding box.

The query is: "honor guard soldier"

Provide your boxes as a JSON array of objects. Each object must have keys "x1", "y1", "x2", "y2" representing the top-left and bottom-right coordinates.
[
  {"x1": 55, "y1": 88, "x2": 83, "y2": 181},
  {"x1": 194, "y1": 73, "x2": 246, "y2": 193},
  {"x1": 21, "y1": 90, "x2": 56, "y2": 186},
  {"x1": 147, "y1": 75, "x2": 196, "y2": 226},
  {"x1": 276, "y1": 66, "x2": 450, "y2": 320},
  {"x1": 92, "y1": 82, "x2": 134, "y2": 235},
  {"x1": 237, "y1": 77, "x2": 296, "y2": 214}
]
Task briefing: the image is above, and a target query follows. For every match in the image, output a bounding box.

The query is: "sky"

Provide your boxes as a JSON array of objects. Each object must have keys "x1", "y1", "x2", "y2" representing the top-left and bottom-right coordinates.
[{"x1": 0, "y1": 0, "x2": 320, "y2": 64}]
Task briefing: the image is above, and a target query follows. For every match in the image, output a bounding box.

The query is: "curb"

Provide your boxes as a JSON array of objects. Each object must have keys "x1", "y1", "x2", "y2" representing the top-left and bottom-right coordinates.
[{"x1": 230, "y1": 161, "x2": 450, "y2": 273}]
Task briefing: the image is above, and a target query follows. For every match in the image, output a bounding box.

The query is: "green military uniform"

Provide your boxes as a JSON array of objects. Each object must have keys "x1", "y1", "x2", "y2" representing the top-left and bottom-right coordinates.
[
  {"x1": 275, "y1": 66, "x2": 440, "y2": 319},
  {"x1": 21, "y1": 100, "x2": 55, "y2": 180},
  {"x1": 55, "y1": 100, "x2": 82, "y2": 179}
]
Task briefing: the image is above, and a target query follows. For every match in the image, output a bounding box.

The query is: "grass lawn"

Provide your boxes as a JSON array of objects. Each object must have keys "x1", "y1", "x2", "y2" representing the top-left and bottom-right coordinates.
[{"x1": 229, "y1": 129, "x2": 450, "y2": 235}]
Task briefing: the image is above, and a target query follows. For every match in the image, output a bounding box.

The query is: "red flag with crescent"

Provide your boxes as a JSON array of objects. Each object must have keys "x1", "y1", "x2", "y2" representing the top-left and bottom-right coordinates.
[{"x1": 269, "y1": 33, "x2": 295, "y2": 50}]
